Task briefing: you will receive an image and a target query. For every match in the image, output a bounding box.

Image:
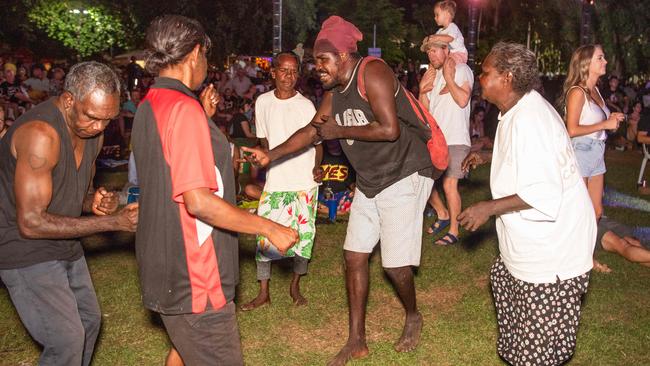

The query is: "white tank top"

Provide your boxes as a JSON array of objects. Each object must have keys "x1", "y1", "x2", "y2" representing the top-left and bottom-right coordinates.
[{"x1": 571, "y1": 86, "x2": 610, "y2": 140}]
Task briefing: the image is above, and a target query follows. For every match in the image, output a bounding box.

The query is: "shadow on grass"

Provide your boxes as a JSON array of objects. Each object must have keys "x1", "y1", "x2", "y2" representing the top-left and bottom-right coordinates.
[
  {"x1": 460, "y1": 230, "x2": 492, "y2": 252},
  {"x1": 82, "y1": 232, "x2": 135, "y2": 258}
]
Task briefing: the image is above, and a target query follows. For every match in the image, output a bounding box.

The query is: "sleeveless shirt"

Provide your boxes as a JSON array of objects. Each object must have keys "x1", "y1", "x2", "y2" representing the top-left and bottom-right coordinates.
[
  {"x1": 0, "y1": 98, "x2": 101, "y2": 269},
  {"x1": 570, "y1": 86, "x2": 610, "y2": 141},
  {"x1": 331, "y1": 58, "x2": 434, "y2": 198}
]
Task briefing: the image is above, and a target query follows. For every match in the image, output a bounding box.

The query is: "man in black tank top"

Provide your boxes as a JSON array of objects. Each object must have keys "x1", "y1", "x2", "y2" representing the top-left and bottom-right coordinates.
[
  {"x1": 243, "y1": 16, "x2": 436, "y2": 365},
  {"x1": 0, "y1": 62, "x2": 138, "y2": 366}
]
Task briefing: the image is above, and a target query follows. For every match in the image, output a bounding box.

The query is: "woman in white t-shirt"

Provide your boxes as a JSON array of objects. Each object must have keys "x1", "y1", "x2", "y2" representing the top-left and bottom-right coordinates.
[
  {"x1": 563, "y1": 44, "x2": 625, "y2": 220},
  {"x1": 459, "y1": 42, "x2": 596, "y2": 366}
]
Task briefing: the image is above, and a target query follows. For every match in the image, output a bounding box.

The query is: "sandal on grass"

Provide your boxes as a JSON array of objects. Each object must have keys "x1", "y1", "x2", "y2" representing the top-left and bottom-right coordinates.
[
  {"x1": 435, "y1": 232, "x2": 458, "y2": 246},
  {"x1": 427, "y1": 218, "x2": 450, "y2": 235}
]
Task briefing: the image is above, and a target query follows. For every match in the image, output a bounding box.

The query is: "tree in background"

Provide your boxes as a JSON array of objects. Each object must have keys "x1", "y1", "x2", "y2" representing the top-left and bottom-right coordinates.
[
  {"x1": 28, "y1": 0, "x2": 134, "y2": 59},
  {"x1": 318, "y1": 0, "x2": 407, "y2": 64},
  {"x1": 1, "y1": 0, "x2": 646, "y2": 79},
  {"x1": 283, "y1": 0, "x2": 318, "y2": 52},
  {"x1": 404, "y1": 0, "x2": 647, "y2": 80},
  {"x1": 594, "y1": 0, "x2": 649, "y2": 79}
]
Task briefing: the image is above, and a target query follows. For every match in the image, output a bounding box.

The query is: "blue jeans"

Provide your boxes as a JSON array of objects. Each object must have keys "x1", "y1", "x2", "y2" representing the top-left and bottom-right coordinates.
[
  {"x1": 0, "y1": 257, "x2": 101, "y2": 366},
  {"x1": 572, "y1": 136, "x2": 606, "y2": 177}
]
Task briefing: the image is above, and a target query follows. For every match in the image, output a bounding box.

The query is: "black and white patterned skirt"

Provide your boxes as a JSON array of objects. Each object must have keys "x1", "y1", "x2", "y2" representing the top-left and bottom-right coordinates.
[{"x1": 490, "y1": 256, "x2": 590, "y2": 366}]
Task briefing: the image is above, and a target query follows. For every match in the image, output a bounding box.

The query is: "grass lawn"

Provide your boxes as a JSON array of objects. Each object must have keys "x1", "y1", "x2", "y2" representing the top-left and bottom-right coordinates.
[{"x1": 1, "y1": 149, "x2": 649, "y2": 365}]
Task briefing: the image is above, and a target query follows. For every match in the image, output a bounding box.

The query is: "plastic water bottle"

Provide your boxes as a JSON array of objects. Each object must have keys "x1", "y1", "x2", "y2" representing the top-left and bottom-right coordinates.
[{"x1": 324, "y1": 186, "x2": 337, "y2": 222}]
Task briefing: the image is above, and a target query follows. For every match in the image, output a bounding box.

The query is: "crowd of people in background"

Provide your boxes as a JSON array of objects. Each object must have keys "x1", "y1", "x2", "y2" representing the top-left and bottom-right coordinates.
[
  {"x1": 2, "y1": 47, "x2": 650, "y2": 162},
  {"x1": 1, "y1": 37, "x2": 650, "y2": 255},
  {"x1": 1, "y1": 2, "x2": 650, "y2": 365}
]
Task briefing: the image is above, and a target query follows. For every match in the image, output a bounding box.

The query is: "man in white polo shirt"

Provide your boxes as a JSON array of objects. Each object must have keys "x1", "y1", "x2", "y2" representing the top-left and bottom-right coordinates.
[{"x1": 419, "y1": 34, "x2": 473, "y2": 245}]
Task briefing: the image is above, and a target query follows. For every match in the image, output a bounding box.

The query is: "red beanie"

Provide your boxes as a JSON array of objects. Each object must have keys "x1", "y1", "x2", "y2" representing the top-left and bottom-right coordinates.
[{"x1": 313, "y1": 16, "x2": 363, "y2": 54}]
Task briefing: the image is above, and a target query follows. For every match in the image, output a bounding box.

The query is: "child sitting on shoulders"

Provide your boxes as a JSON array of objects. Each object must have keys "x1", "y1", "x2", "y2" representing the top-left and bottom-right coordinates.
[{"x1": 434, "y1": 0, "x2": 468, "y2": 64}]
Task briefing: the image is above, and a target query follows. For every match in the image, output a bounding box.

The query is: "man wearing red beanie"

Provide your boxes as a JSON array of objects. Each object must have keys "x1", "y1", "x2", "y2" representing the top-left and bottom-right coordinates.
[{"x1": 243, "y1": 16, "x2": 443, "y2": 365}]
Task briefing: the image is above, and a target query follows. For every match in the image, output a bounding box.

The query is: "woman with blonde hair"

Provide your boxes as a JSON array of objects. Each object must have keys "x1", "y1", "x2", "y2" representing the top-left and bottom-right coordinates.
[{"x1": 563, "y1": 44, "x2": 625, "y2": 220}]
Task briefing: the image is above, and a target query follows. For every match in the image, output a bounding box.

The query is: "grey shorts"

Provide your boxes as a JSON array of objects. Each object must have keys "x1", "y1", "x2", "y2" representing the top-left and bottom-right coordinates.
[
  {"x1": 256, "y1": 255, "x2": 309, "y2": 280},
  {"x1": 160, "y1": 301, "x2": 243, "y2": 366},
  {"x1": 343, "y1": 172, "x2": 434, "y2": 268},
  {"x1": 445, "y1": 145, "x2": 471, "y2": 179},
  {"x1": 572, "y1": 136, "x2": 606, "y2": 177}
]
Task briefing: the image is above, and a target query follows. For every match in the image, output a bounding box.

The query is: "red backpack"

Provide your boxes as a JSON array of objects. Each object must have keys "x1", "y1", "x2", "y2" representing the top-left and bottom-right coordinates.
[{"x1": 357, "y1": 56, "x2": 449, "y2": 171}]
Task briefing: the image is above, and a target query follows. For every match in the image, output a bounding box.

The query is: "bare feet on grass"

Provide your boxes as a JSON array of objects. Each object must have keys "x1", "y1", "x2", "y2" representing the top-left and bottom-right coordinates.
[
  {"x1": 394, "y1": 311, "x2": 423, "y2": 352},
  {"x1": 327, "y1": 341, "x2": 369, "y2": 366},
  {"x1": 593, "y1": 260, "x2": 613, "y2": 273},
  {"x1": 290, "y1": 288, "x2": 307, "y2": 306},
  {"x1": 240, "y1": 293, "x2": 270, "y2": 311},
  {"x1": 290, "y1": 276, "x2": 307, "y2": 306}
]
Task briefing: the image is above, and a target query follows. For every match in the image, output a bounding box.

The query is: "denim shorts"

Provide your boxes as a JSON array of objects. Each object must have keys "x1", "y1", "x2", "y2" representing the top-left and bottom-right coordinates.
[{"x1": 572, "y1": 136, "x2": 606, "y2": 177}]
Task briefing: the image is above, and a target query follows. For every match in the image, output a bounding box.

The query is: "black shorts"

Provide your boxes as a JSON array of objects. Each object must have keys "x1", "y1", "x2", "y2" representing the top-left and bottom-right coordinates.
[{"x1": 160, "y1": 301, "x2": 243, "y2": 366}]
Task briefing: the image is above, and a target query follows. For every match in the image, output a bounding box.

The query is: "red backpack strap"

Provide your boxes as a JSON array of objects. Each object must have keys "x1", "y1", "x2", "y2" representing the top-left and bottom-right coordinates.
[{"x1": 357, "y1": 56, "x2": 385, "y2": 102}]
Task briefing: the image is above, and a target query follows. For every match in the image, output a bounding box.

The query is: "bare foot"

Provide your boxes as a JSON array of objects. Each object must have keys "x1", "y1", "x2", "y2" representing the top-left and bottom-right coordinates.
[
  {"x1": 394, "y1": 312, "x2": 423, "y2": 352},
  {"x1": 290, "y1": 288, "x2": 308, "y2": 306},
  {"x1": 290, "y1": 275, "x2": 307, "y2": 306},
  {"x1": 327, "y1": 341, "x2": 369, "y2": 366},
  {"x1": 593, "y1": 260, "x2": 613, "y2": 274},
  {"x1": 240, "y1": 294, "x2": 270, "y2": 311}
]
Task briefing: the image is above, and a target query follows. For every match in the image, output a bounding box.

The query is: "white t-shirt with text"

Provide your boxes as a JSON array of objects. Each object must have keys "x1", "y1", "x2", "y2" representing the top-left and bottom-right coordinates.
[{"x1": 490, "y1": 90, "x2": 596, "y2": 283}]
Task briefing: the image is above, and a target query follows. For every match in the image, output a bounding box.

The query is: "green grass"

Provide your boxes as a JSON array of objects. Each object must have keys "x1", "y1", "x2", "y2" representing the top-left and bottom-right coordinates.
[{"x1": 1, "y1": 150, "x2": 649, "y2": 365}]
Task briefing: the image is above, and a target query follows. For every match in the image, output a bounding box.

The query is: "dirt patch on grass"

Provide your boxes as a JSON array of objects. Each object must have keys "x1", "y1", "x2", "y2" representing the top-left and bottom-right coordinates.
[
  {"x1": 366, "y1": 292, "x2": 404, "y2": 342},
  {"x1": 418, "y1": 284, "x2": 467, "y2": 311},
  {"x1": 270, "y1": 291, "x2": 419, "y2": 355},
  {"x1": 273, "y1": 316, "x2": 347, "y2": 355},
  {"x1": 473, "y1": 274, "x2": 490, "y2": 289}
]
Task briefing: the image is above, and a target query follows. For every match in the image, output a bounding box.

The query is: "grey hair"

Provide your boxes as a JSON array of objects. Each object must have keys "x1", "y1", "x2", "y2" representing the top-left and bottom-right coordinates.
[
  {"x1": 63, "y1": 61, "x2": 121, "y2": 100},
  {"x1": 488, "y1": 42, "x2": 540, "y2": 95}
]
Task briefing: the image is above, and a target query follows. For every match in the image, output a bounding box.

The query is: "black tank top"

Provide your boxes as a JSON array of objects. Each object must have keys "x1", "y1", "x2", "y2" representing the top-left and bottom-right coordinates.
[
  {"x1": 331, "y1": 58, "x2": 433, "y2": 198},
  {"x1": 0, "y1": 98, "x2": 100, "y2": 269}
]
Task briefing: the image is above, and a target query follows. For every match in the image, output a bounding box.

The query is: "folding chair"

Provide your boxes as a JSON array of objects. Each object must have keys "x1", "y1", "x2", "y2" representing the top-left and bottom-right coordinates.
[{"x1": 638, "y1": 144, "x2": 650, "y2": 186}]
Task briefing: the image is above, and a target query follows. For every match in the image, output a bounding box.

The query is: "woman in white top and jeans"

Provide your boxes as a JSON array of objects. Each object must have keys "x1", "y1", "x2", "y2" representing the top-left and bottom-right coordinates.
[{"x1": 563, "y1": 44, "x2": 625, "y2": 220}]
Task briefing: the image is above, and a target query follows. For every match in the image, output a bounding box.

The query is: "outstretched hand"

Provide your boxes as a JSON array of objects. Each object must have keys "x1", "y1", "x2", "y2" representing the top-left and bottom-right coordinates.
[
  {"x1": 115, "y1": 203, "x2": 139, "y2": 232},
  {"x1": 461, "y1": 152, "x2": 486, "y2": 173},
  {"x1": 458, "y1": 201, "x2": 492, "y2": 232},
  {"x1": 267, "y1": 224, "x2": 299, "y2": 255},
  {"x1": 240, "y1": 146, "x2": 271, "y2": 167}
]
